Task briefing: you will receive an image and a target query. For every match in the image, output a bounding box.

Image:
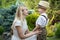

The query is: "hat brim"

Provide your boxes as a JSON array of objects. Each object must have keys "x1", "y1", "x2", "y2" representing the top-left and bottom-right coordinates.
[{"x1": 36, "y1": 4, "x2": 47, "y2": 10}]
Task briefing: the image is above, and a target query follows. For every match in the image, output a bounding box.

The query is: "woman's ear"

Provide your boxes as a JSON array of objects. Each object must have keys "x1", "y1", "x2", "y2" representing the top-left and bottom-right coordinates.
[{"x1": 22, "y1": 9, "x2": 24, "y2": 15}]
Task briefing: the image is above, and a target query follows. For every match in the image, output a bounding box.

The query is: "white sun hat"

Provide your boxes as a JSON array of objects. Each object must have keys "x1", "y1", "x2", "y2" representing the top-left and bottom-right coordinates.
[{"x1": 38, "y1": 1, "x2": 50, "y2": 9}]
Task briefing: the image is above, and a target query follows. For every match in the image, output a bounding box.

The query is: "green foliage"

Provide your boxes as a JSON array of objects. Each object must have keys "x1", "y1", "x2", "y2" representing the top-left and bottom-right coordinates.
[
  {"x1": 0, "y1": 0, "x2": 16, "y2": 8},
  {"x1": 55, "y1": 23, "x2": 60, "y2": 38},
  {"x1": 45, "y1": 0, "x2": 60, "y2": 10},
  {"x1": 26, "y1": 12, "x2": 39, "y2": 31},
  {"x1": 0, "y1": 5, "x2": 17, "y2": 31},
  {"x1": 0, "y1": 26, "x2": 4, "y2": 35},
  {"x1": 47, "y1": 9, "x2": 60, "y2": 25},
  {"x1": 24, "y1": 0, "x2": 40, "y2": 9},
  {"x1": 46, "y1": 26, "x2": 55, "y2": 37},
  {"x1": 45, "y1": 0, "x2": 60, "y2": 25},
  {"x1": 0, "y1": 0, "x2": 40, "y2": 9},
  {"x1": 47, "y1": 37, "x2": 60, "y2": 40},
  {"x1": 53, "y1": 12, "x2": 60, "y2": 23}
]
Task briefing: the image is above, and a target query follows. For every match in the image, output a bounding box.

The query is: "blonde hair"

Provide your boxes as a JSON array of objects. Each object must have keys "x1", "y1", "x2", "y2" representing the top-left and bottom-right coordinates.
[{"x1": 11, "y1": 5, "x2": 25, "y2": 30}]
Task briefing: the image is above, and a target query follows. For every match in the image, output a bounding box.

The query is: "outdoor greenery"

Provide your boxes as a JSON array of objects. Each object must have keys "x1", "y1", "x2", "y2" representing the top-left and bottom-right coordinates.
[
  {"x1": 26, "y1": 12, "x2": 39, "y2": 31},
  {"x1": 55, "y1": 23, "x2": 60, "y2": 38},
  {"x1": 0, "y1": 5, "x2": 17, "y2": 32},
  {"x1": 0, "y1": 0, "x2": 60, "y2": 40}
]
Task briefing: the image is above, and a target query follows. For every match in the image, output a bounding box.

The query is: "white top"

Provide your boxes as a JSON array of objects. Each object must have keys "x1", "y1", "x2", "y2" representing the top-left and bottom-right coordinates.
[
  {"x1": 11, "y1": 19, "x2": 28, "y2": 40},
  {"x1": 36, "y1": 13, "x2": 48, "y2": 27},
  {"x1": 11, "y1": 19, "x2": 37, "y2": 40}
]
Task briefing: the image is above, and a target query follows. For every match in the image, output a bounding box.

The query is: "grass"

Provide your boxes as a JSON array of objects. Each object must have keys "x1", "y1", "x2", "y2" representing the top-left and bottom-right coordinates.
[{"x1": 47, "y1": 37, "x2": 60, "y2": 40}]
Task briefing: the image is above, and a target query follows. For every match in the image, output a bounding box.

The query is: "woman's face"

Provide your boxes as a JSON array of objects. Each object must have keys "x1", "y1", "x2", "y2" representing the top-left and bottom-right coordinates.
[{"x1": 23, "y1": 7, "x2": 28, "y2": 16}]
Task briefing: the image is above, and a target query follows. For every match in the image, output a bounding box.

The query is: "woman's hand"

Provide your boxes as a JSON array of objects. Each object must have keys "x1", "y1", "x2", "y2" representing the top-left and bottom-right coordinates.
[
  {"x1": 34, "y1": 29, "x2": 42, "y2": 35},
  {"x1": 25, "y1": 29, "x2": 30, "y2": 34},
  {"x1": 33, "y1": 25, "x2": 41, "y2": 32}
]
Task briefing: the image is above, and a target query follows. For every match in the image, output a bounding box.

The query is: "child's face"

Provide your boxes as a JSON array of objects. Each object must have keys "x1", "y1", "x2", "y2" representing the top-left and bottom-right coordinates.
[
  {"x1": 38, "y1": 8, "x2": 45, "y2": 14},
  {"x1": 37, "y1": 5, "x2": 46, "y2": 14}
]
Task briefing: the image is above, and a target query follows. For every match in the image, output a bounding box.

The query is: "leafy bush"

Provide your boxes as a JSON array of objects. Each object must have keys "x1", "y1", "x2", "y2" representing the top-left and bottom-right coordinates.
[
  {"x1": 26, "y1": 12, "x2": 39, "y2": 31},
  {"x1": 52, "y1": 12, "x2": 60, "y2": 24},
  {"x1": 0, "y1": 26, "x2": 4, "y2": 35},
  {"x1": 0, "y1": 5, "x2": 17, "y2": 32},
  {"x1": 55, "y1": 23, "x2": 60, "y2": 38},
  {"x1": 46, "y1": 26, "x2": 55, "y2": 37}
]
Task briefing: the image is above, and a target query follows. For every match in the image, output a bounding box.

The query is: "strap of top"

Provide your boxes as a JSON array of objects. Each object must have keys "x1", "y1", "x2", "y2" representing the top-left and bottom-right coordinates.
[{"x1": 41, "y1": 15, "x2": 48, "y2": 26}]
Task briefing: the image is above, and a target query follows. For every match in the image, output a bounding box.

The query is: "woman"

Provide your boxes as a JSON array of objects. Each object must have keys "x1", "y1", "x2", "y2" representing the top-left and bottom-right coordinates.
[{"x1": 11, "y1": 5, "x2": 41, "y2": 40}]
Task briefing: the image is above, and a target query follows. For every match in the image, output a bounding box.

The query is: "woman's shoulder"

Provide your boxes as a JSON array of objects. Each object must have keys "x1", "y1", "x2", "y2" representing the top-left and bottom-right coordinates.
[
  {"x1": 14, "y1": 20, "x2": 22, "y2": 26},
  {"x1": 15, "y1": 20, "x2": 21, "y2": 23}
]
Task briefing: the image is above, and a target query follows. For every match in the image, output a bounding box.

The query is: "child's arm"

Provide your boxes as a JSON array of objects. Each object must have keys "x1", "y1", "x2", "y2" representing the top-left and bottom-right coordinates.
[{"x1": 33, "y1": 25, "x2": 41, "y2": 32}]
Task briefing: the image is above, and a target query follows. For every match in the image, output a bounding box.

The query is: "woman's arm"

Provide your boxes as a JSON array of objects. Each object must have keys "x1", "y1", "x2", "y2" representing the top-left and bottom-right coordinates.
[
  {"x1": 16, "y1": 26, "x2": 40, "y2": 39},
  {"x1": 25, "y1": 29, "x2": 30, "y2": 34}
]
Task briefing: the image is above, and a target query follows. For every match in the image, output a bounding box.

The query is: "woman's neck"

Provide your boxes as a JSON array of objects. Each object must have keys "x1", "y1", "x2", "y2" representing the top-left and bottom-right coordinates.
[{"x1": 22, "y1": 15, "x2": 26, "y2": 21}]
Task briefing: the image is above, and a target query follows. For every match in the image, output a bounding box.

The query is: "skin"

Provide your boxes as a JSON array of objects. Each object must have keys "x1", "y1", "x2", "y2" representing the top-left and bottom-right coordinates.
[
  {"x1": 16, "y1": 7, "x2": 41, "y2": 39},
  {"x1": 16, "y1": 26, "x2": 40, "y2": 39},
  {"x1": 38, "y1": 8, "x2": 46, "y2": 14},
  {"x1": 33, "y1": 7, "x2": 46, "y2": 32}
]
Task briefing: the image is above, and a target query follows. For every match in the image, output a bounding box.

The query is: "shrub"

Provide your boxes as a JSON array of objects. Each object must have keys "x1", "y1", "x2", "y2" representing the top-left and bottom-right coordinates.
[
  {"x1": 55, "y1": 23, "x2": 60, "y2": 38},
  {"x1": 0, "y1": 5, "x2": 17, "y2": 32},
  {"x1": 26, "y1": 12, "x2": 39, "y2": 31},
  {"x1": 0, "y1": 26, "x2": 4, "y2": 35},
  {"x1": 46, "y1": 26, "x2": 55, "y2": 37}
]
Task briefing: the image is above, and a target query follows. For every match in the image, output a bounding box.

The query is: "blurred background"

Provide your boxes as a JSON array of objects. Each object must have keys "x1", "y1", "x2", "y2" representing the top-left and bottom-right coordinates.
[{"x1": 0, "y1": 0, "x2": 60, "y2": 40}]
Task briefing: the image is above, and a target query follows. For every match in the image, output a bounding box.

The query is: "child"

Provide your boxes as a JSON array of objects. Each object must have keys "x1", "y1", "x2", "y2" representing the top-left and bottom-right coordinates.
[{"x1": 33, "y1": 1, "x2": 50, "y2": 40}]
